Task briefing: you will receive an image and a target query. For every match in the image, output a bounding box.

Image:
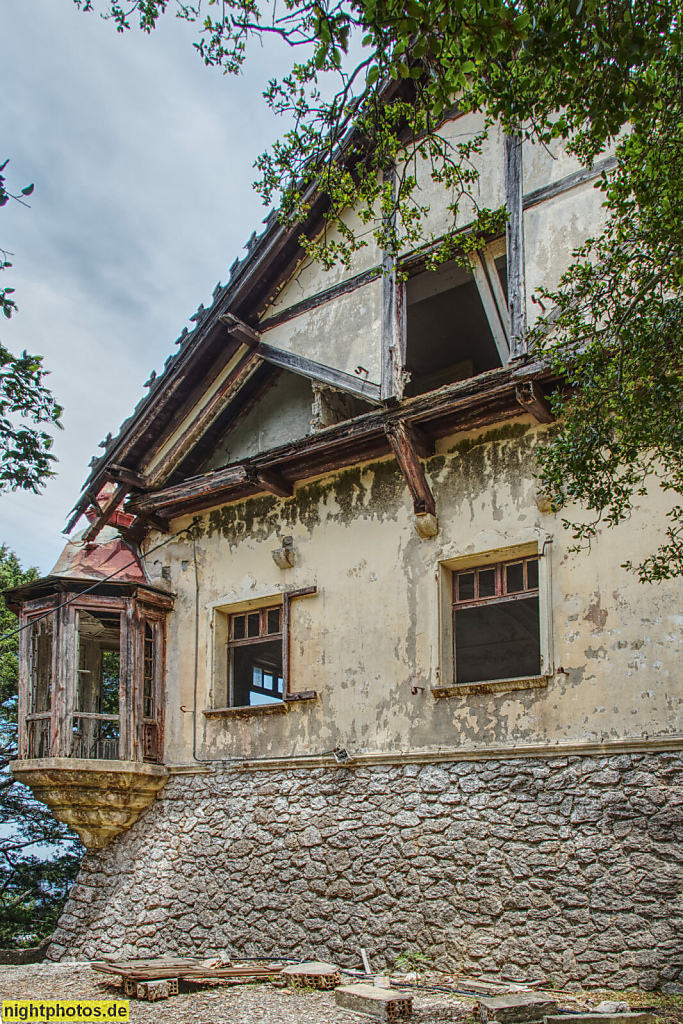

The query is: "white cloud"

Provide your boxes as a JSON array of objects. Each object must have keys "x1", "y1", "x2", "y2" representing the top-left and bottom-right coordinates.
[{"x1": 0, "y1": 0, "x2": 294, "y2": 572}]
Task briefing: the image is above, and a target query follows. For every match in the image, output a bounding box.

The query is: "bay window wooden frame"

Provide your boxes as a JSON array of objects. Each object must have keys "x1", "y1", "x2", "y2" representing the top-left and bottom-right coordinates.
[{"x1": 17, "y1": 587, "x2": 171, "y2": 764}]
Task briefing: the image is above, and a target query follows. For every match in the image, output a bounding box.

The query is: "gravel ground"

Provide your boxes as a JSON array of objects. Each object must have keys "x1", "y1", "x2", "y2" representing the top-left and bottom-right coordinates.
[
  {"x1": 1, "y1": 964, "x2": 680, "y2": 1024},
  {"x1": 0, "y1": 963, "x2": 476, "y2": 1023}
]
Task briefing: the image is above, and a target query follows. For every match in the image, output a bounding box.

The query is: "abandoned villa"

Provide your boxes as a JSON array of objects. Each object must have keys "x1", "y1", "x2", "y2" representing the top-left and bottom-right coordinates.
[{"x1": 5, "y1": 107, "x2": 682, "y2": 991}]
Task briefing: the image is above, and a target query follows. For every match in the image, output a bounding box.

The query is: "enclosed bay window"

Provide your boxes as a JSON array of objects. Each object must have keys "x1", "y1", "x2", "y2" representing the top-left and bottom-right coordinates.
[{"x1": 16, "y1": 585, "x2": 172, "y2": 765}]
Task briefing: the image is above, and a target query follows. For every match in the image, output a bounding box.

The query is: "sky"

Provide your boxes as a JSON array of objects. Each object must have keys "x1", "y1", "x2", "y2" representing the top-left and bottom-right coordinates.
[{"x1": 0, "y1": 0, "x2": 296, "y2": 574}]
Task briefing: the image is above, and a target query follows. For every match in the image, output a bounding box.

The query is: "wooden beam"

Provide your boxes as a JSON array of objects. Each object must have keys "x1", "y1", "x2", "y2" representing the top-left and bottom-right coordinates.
[
  {"x1": 469, "y1": 252, "x2": 510, "y2": 365},
  {"x1": 381, "y1": 167, "x2": 407, "y2": 402},
  {"x1": 258, "y1": 266, "x2": 380, "y2": 332},
  {"x1": 81, "y1": 484, "x2": 128, "y2": 545},
  {"x1": 523, "y1": 156, "x2": 617, "y2": 212},
  {"x1": 256, "y1": 341, "x2": 382, "y2": 405},
  {"x1": 482, "y1": 248, "x2": 512, "y2": 340},
  {"x1": 243, "y1": 465, "x2": 294, "y2": 498},
  {"x1": 516, "y1": 381, "x2": 554, "y2": 423},
  {"x1": 106, "y1": 463, "x2": 149, "y2": 490},
  {"x1": 127, "y1": 366, "x2": 557, "y2": 519},
  {"x1": 505, "y1": 133, "x2": 527, "y2": 359},
  {"x1": 384, "y1": 420, "x2": 436, "y2": 516},
  {"x1": 218, "y1": 312, "x2": 261, "y2": 347}
]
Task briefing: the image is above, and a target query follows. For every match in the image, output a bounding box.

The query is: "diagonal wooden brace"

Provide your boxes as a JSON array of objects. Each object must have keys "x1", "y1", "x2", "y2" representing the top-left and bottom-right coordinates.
[{"x1": 384, "y1": 420, "x2": 436, "y2": 516}]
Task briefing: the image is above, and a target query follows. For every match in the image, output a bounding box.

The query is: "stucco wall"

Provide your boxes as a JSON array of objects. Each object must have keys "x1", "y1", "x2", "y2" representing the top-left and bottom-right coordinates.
[
  {"x1": 144, "y1": 418, "x2": 683, "y2": 768},
  {"x1": 50, "y1": 752, "x2": 683, "y2": 992}
]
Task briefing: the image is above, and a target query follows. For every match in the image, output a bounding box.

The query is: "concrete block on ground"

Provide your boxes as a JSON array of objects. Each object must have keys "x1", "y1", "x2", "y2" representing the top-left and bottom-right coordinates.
[
  {"x1": 281, "y1": 960, "x2": 341, "y2": 990},
  {"x1": 335, "y1": 983, "x2": 413, "y2": 1020},
  {"x1": 479, "y1": 994, "x2": 558, "y2": 1023}
]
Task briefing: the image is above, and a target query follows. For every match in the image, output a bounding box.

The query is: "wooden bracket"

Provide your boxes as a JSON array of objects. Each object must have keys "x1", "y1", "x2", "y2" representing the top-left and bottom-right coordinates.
[
  {"x1": 515, "y1": 382, "x2": 554, "y2": 424},
  {"x1": 243, "y1": 464, "x2": 294, "y2": 498},
  {"x1": 81, "y1": 484, "x2": 129, "y2": 545},
  {"x1": 384, "y1": 420, "x2": 436, "y2": 516},
  {"x1": 219, "y1": 312, "x2": 261, "y2": 348}
]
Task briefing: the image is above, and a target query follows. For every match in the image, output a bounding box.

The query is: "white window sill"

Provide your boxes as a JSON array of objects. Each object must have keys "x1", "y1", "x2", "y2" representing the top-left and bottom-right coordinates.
[
  {"x1": 204, "y1": 691, "x2": 317, "y2": 719},
  {"x1": 432, "y1": 675, "x2": 550, "y2": 699}
]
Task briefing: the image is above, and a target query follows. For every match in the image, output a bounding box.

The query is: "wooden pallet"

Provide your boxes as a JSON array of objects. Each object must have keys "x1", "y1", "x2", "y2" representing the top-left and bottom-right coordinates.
[{"x1": 92, "y1": 957, "x2": 285, "y2": 998}]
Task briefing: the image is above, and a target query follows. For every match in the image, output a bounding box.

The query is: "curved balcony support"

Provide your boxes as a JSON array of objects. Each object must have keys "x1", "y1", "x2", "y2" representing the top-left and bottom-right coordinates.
[{"x1": 10, "y1": 758, "x2": 169, "y2": 849}]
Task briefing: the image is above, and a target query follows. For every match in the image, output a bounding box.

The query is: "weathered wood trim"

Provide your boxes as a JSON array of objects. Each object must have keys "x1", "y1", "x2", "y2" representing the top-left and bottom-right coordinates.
[
  {"x1": 523, "y1": 155, "x2": 617, "y2": 212},
  {"x1": 482, "y1": 248, "x2": 511, "y2": 340},
  {"x1": 127, "y1": 366, "x2": 557, "y2": 519},
  {"x1": 282, "y1": 586, "x2": 317, "y2": 700},
  {"x1": 505, "y1": 133, "x2": 527, "y2": 359},
  {"x1": 244, "y1": 466, "x2": 294, "y2": 498},
  {"x1": 218, "y1": 312, "x2": 261, "y2": 347},
  {"x1": 257, "y1": 266, "x2": 381, "y2": 333},
  {"x1": 81, "y1": 484, "x2": 129, "y2": 545},
  {"x1": 469, "y1": 253, "x2": 510, "y2": 364},
  {"x1": 381, "y1": 167, "x2": 407, "y2": 402},
  {"x1": 144, "y1": 348, "x2": 263, "y2": 488},
  {"x1": 106, "y1": 465, "x2": 148, "y2": 490},
  {"x1": 384, "y1": 420, "x2": 436, "y2": 516},
  {"x1": 256, "y1": 341, "x2": 382, "y2": 405},
  {"x1": 516, "y1": 381, "x2": 554, "y2": 424}
]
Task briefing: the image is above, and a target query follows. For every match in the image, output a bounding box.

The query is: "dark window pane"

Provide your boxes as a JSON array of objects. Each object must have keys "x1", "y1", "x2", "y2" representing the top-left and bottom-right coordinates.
[
  {"x1": 231, "y1": 639, "x2": 283, "y2": 707},
  {"x1": 233, "y1": 615, "x2": 246, "y2": 640},
  {"x1": 458, "y1": 573, "x2": 475, "y2": 601},
  {"x1": 478, "y1": 568, "x2": 496, "y2": 598},
  {"x1": 247, "y1": 612, "x2": 261, "y2": 638},
  {"x1": 527, "y1": 558, "x2": 539, "y2": 590},
  {"x1": 267, "y1": 608, "x2": 281, "y2": 634},
  {"x1": 454, "y1": 597, "x2": 540, "y2": 683},
  {"x1": 505, "y1": 562, "x2": 524, "y2": 593}
]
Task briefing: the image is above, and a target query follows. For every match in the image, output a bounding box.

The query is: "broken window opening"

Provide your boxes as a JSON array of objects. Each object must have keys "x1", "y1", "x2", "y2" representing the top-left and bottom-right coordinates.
[
  {"x1": 73, "y1": 609, "x2": 121, "y2": 760},
  {"x1": 405, "y1": 250, "x2": 508, "y2": 397},
  {"x1": 452, "y1": 557, "x2": 540, "y2": 684},
  {"x1": 228, "y1": 605, "x2": 284, "y2": 707},
  {"x1": 27, "y1": 617, "x2": 53, "y2": 758}
]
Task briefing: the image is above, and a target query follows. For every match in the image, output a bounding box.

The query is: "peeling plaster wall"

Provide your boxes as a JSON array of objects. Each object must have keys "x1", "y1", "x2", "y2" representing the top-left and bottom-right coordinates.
[
  {"x1": 262, "y1": 206, "x2": 382, "y2": 318},
  {"x1": 259, "y1": 277, "x2": 383, "y2": 383},
  {"x1": 148, "y1": 418, "x2": 683, "y2": 768},
  {"x1": 201, "y1": 372, "x2": 314, "y2": 472}
]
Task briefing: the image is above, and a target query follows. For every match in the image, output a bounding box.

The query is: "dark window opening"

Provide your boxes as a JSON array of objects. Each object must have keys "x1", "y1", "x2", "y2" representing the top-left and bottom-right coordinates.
[
  {"x1": 229, "y1": 606, "x2": 284, "y2": 707},
  {"x1": 406, "y1": 255, "x2": 508, "y2": 397},
  {"x1": 73, "y1": 609, "x2": 121, "y2": 760},
  {"x1": 452, "y1": 557, "x2": 540, "y2": 684}
]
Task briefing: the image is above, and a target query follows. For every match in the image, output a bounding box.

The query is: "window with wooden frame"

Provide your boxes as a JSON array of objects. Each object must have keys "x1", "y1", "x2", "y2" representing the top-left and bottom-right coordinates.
[
  {"x1": 211, "y1": 586, "x2": 317, "y2": 712},
  {"x1": 451, "y1": 556, "x2": 540, "y2": 684},
  {"x1": 228, "y1": 605, "x2": 284, "y2": 707}
]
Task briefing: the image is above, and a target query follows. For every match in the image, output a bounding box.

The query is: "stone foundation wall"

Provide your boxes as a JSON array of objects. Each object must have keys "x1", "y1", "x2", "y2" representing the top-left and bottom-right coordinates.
[{"x1": 49, "y1": 752, "x2": 683, "y2": 991}]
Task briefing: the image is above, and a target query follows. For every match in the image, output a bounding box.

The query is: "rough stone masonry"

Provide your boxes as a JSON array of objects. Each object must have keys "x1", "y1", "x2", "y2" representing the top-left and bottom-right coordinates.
[{"x1": 49, "y1": 753, "x2": 683, "y2": 991}]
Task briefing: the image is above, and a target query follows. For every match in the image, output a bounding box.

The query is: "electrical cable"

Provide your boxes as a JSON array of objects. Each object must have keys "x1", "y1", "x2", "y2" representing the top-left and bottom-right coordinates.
[{"x1": 0, "y1": 519, "x2": 201, "y2": 645}]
